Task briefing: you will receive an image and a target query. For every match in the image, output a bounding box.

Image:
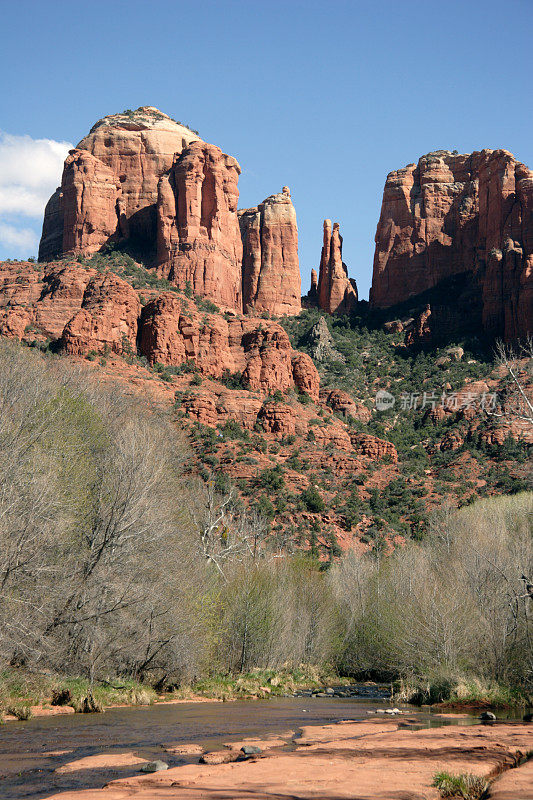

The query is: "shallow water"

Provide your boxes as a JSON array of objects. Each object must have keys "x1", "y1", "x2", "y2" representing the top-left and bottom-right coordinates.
[{"x1": 0, "y1": 692, "x2": 520, "y2": 800}]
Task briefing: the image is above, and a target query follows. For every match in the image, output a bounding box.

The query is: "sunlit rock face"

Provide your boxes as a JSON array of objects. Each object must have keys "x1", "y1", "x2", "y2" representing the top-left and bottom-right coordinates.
[
  {"x1": 317, "y1": 220, "x2": 357, "y2": 314},
  {"x1": 239, "y1": 187, "x2": 301, "y2": 316},
  {"x1": 371, "y1": 148, "x2": 532, "y2": 341}
]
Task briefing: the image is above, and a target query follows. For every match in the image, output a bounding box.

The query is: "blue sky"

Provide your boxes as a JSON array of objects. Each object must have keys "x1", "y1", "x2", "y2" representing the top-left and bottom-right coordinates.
[{"x1": 1, "y1": 0, "x2": 532, "y2": 299}]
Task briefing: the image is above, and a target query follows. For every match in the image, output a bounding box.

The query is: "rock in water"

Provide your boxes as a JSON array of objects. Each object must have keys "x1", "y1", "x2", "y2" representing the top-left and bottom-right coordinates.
[
  {"x1": 140, "y1": 760, "x2": 168, "y2": 772},
  {"x1": 241, "y1": 745, "x2": 262, "y2": 756}
]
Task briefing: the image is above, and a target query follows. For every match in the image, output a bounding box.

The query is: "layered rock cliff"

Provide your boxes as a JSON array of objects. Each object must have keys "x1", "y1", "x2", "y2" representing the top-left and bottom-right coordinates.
[
  {"x1": 370, "y1": 148, "x2": 533, "y2": 341},
  {"x1": 238, "y1": 187, "x2": 301, "y2": 316},
  {"x1": 317, "y1": 220, "x2": 357, "y2": 314},
  {"x1": 39, "y1": 107, "x2": 201, "y2": 261},
  {"x1": 156, "y1": 141, "x2": 243, "y2": 310},
  {"x1": 39, "y1": 107, "x2": 302, "y2": 318}
]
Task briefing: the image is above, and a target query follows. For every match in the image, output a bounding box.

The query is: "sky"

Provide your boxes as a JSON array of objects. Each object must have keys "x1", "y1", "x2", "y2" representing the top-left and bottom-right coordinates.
[{"x1": 1, "y1": 0, "x2": 532, "y2": 300}]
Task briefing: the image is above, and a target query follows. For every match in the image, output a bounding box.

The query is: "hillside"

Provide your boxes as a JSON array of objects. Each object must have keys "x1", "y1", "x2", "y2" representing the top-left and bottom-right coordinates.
[{"x1": 0, "y1": 250, "x2": 530, "y2": 560}]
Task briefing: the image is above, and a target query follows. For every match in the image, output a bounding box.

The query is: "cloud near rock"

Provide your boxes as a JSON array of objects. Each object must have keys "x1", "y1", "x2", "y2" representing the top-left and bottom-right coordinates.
[{"x1": 0, "y1": 132, "x2": 72, "y2": 256}]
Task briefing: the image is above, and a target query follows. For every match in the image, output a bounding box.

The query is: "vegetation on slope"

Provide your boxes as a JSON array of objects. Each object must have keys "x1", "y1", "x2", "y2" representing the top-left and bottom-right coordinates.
[{"x1": 0, "y1": 338, "x2": 531, "y2": 715}]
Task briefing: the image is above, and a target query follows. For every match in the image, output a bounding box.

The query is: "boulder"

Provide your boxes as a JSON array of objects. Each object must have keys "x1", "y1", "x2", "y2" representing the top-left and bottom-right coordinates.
[{"x1": 139, "y1": 760, "x2": 168, "y2": 773}]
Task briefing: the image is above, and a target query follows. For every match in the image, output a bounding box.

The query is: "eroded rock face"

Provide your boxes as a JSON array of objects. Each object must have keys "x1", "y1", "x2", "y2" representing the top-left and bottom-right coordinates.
[
  {"x1": 139, "y1": 292, "x2": 236, "y2": 377},
  {"x1": 257, "y1": 402, "x2": 296, "y2": 436},
  {"x1": 317, "y1": 220, "x2": 357, "y2": 314},
  {"x1": 292, "y1": 353, "x2": 320, "y2": 402},
  {"x1": 138, "y1": 293, "x2": 318, "y2": 396},
  {"x1": 239, "y1": 187, "x2": 301, "y2": 316},
  {"x1": 39, "y1": 108, "x2": 305, "y2": 319},
  {"x1": 60, "y1": 149, "x2": 122, "y2": 256},
  {"x1": 350, "y1": 432, "x2": 398, "y2": 462},
  {"x1": 59, "y1": 273, "x2": 140, "y2": 356},
  {"x1": 371, "y1": 149, "x2": 533, "y2": 341},
  {"x1": 0, "y1": 261, "x2": 97, "y2": 340},
  {"x1": 156, "y1": 141, "x2": 243, "y2": 310},
  {"x1": 321, "y1": 389, "x2": 371, "y2": 422},
  {"x1": 39, "y1": 107, "x2": 201, "y2": 261}
]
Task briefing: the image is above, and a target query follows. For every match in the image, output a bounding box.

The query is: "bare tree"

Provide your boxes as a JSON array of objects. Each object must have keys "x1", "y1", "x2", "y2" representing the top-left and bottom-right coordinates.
[{"x1": 488, "y1": 338, "x2": 533, "y2": 425}]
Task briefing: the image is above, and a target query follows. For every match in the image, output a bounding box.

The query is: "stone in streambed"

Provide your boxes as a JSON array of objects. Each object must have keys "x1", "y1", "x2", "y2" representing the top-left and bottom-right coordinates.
[{"x1": 140, "y1": 760, "x2": 168, "y2": 772}]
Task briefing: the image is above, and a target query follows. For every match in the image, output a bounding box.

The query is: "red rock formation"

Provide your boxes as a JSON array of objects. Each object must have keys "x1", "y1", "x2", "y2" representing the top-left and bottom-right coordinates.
[
  {"x1": 35, "y1": 263, "x2": 97, "y2": 338},
  {"x1": 0, "y1": 262, "x2": 44, "y2": 338},
  {"x1": 39, "y1": 108, "x2": 306, "y2": 319},
  {"x1": 139, "y1": 293, "x2": 318, "y2": 397},
  {"x1": 0, "y1": 261, "x2": 97, "y2": 340},
  {"x1": 60, "y1": 149, "x2": 122, "y2": 256},
  {"x1": 239, "y1": 187, "x2": 301, "y2": 316},
  {"x1": 257, "y1": 402, "x2": 296, "y2": 436},
  {"x1": 317, "y1": 220, "x2": 357, "y2": 314},
  {"x1": 320, "y1": 389, "x2": 371, "y2": 422},
  {"x1": 350, "y1": 432, "x2": 398, "y2": 462},
  {"x1": 180, "y1": 392, "x2": 218, "y2": 426},
  {"x1": 139, "y1": 293, "x2": 236, "y2": 377},
  {"x1": 156, "y1": 142, "x2": 243, "y2": 310},
  {"x1": 405, "y1": 304, "x2": 432, "y2": 346},
  {"x1": 371, "y1": 149, "x2": 533, "y2": 341},
  {"x1": 240, "y1": 325, "x2": 294, "y2": 393},
  {"x1": 291, "y1": 353, "x2": 320, "y2": 402},
  {"x1": 60, "y1": 273, "x2": 140, "y2": 356},
  {"x1": 40, "y1": 107, "x2": 201, "y2": 261},
  {"x1": 310, "y1": 269, "x2": 318, "y2": 297}
]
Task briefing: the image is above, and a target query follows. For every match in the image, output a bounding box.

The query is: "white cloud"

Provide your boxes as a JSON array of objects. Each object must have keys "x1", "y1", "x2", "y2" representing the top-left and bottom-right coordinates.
[
  {"x1": 0, "y1": 132, "x2": 72, "y2": 218},
  {"x1": 0, "y1": 132, "x2": 72, "y2": 259},
  {"x1": 0, "y1": 222, "x2": 38, "y2": 251}
]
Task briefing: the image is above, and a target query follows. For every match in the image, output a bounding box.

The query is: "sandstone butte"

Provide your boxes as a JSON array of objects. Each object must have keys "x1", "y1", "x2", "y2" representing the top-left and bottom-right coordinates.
[
  {"x1": 43, "y1": 719, "x2": 533, "y2": 800},
  {"x1": 38, "y1": 107, "x2": 302, "y2": 318},
  {"x1": 370, "y1": 148, "x2": 533, "y2": 341},
  {"x1": 239, "y1": 187, "x2": 301, "y2": 316}
]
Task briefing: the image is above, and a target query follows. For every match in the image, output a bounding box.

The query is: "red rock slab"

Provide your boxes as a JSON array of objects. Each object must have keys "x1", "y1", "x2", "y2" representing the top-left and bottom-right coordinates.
[
  {"x1": 161, "y1": 744, "x2": 205, "y2": 756},
  {"x1": 43, "y1": 721, "x2": 533, "y2": 800},
  {"x1": 488, "y1": 757, "x2": 533, "y2": 799},
  {"x1": 221, "y1": 736, "x2": 291, "y2": 751},
  {"x1": 55, "y1": 753, "x2": 149, "y2": 774}
]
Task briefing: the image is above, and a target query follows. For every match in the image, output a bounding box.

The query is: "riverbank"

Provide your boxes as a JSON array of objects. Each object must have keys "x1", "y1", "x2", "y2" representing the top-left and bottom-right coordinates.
[
  {"x1": 43, "y1": 717, "x2": 533, "y2": 800},
  {"x1": 392, "y1": 674, "x2": 532, "y2": 710},
  {"x1": 0, "y1": 667, "x2": 357, "y2": 722}
]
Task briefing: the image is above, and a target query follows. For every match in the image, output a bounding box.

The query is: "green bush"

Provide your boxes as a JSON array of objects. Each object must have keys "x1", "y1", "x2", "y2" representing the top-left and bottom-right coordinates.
[{"x1": 301, "y1": 485, "x2": 325, "y2": 513}]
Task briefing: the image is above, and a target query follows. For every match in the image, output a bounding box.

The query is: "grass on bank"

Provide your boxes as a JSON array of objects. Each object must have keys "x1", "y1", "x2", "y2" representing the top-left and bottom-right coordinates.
[
  {"x1": 393, "y1": 674, "x2": 531, "y2": 709},
  {"x1": 0, "y1": 669, "x2": 157, "y2": 719},
  {"x1": 0, "y1": 665, "x2": 351, "y2": 718},
  {"x1": 169, "y1": 666, "x2": 352, "y2": 701}
]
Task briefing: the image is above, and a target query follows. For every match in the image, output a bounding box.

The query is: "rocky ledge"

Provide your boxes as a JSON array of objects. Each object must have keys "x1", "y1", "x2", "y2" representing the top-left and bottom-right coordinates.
[{"x1": 45, "y1": 718, "x2": 533, "y2": 800}]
